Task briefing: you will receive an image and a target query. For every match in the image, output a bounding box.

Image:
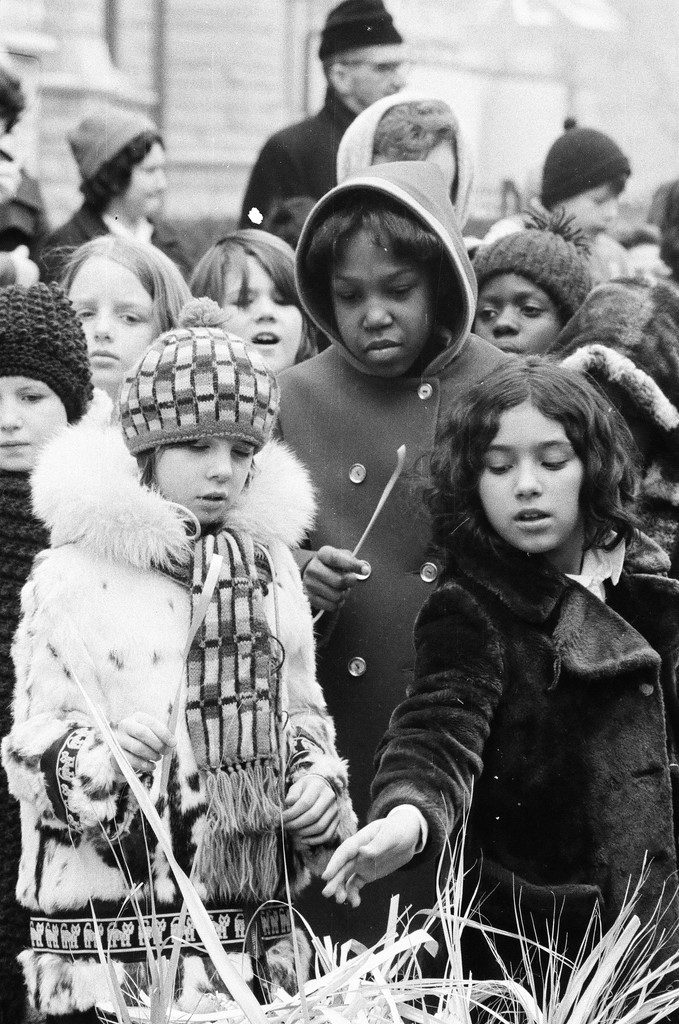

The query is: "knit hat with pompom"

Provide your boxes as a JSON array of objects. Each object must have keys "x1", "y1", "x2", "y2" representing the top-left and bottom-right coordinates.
[
  {"x1": 119, "y1": 297, "x2": 279, "y2": 455},
  {"x1": 473, "y1": 209, "x2": 593, "y2": 323},
  {"x1": 0, "y1": 282, "x2": 92, "y2": 422}
]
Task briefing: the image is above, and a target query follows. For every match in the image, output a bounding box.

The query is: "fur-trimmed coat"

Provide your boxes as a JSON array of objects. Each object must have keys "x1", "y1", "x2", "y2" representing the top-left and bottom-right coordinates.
[
  {"x1": 370, "y1": 537, "x2": 679, "y2": 976},
  {"x1": 1, "y1": 411, "x2": 355, "y2": 1017}
]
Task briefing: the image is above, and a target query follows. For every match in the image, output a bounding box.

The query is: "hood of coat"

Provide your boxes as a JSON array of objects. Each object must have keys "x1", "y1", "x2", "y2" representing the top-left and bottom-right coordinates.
[
  {"x1": 31, "y1": 390, "x2": 316, "y2": 571},
  {"x1": 335, "y1": 90, "x2": 476, "y2": 229},
  {"x1": 295, "y1": 160, "x2": 477, "y2": 376}
]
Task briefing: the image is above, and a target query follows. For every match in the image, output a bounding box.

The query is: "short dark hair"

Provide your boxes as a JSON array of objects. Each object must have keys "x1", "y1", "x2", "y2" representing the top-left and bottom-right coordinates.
[
  {"x1": 304, "y1": 193, "x2": 456, "y2": 332},
  {"x1": 190, "y1": 228, "x2": 317, "y2": 364},
  {"x1": 80, "y1": 130, "x2": 161, "y2": 213},
  {"x1": 0, "y1": 66, "x2": 26, "y2": 133},
  {"x1": 426, "y1": 357, "x2": 639, "y2": 558}
]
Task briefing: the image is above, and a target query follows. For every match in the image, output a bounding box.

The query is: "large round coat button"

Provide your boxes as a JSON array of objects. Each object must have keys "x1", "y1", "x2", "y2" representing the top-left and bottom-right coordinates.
[
  {"x1": 420, "y1": 561, "x2": 439, "y2": 583},
  {"x1": 418, "y1": 382, "x2": 433, "y2": 400},
  {"x1": 349, "y1": 463, "x2": 367, "y2": 484},
  {"x1": 348, "y1": 656, "x2": 367, "y2": 677},
  {"x1": 639, "y1": 682, "x2": 654, "y2": 696}
]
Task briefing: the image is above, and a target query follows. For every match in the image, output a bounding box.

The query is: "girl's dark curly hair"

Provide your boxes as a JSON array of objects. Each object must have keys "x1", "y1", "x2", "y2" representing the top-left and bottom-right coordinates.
[
  {"x1": 81, "y1": 130, "x2": 161, "y2": 213},
  {"x1": 426, "y1": 357, "x2": 639, "y2": 558}
]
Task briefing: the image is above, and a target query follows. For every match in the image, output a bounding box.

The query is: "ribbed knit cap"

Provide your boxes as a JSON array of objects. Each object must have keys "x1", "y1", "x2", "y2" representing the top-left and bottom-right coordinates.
[
  {"x1": 319, "y1": 0, "x2": 402, "y2": 60},
  {"x1": 541, "y1": 121, "x2": 631, "y2": 209},
  {"x1": 120, "y1": 298, "x2": 279, "y2": 455},
  {"x1": 68, "y1": 105, "x2": 159, "y2": 182},
  {"x1": 0, "y1": 283, "x2": 93, "y2": 422},
  {"x1": 473, "y1": 211, "x2": 593, "y2": 321}
]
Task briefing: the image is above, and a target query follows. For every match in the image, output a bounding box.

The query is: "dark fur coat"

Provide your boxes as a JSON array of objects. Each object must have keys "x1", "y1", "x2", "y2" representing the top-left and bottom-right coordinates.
[{"x1": 371, "y1": 535, "x2": 679, "y2": 975}]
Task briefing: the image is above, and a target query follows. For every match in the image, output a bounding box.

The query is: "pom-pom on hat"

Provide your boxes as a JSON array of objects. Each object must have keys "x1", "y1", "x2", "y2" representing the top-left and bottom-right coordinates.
[
  {"x1": 68, "y1": 105, "x2": 159, "y2": 182},
  {"x1": 0, "y1": 282, "x2": 92, "y2": 422},
  {"x1": 319, "y1": 0, "x2": 403, "y2": 61},
  {"x1": 119, "y1": 297, "x2": 279, "y2": 456},
  {"x1": 540, "y1": 120, "x2": 631, "y2": 210},
  {"x1": 473, "y1": 210, "x2": 594, "y2": 323}
]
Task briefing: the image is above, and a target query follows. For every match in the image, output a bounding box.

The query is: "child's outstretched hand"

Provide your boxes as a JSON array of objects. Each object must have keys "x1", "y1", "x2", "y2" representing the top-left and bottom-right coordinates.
[
  {"x1": 321, "y1": 806, "x2": 424, "y2": 907},
  {"x1": 302, "y1": 545, "x2": 371, "y2": 612},
  {"x1": 112, "y1": 711, "x2": 176, "y2": 781},
  {"x1": 283, "y1": 774, "x2": 339, "y2": 846}
]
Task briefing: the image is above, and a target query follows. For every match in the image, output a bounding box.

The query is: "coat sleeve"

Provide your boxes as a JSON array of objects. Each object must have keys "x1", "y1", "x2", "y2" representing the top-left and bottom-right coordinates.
[
  {"x1": 1, "y1": 571, "x2": 138, "y2": 840},
  {"x1": 274, "y1": 543, "x2": 357, "y2": 863},
  {"x1": 369, "y1": 581, "x2": 506, "y2": 862},
  {"x1": 239, "y1": 136, "x2": 307, "y2": 228}
]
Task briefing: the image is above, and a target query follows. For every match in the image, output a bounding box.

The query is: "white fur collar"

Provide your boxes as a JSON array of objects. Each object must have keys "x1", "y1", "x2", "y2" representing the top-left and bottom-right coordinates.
[{"x1": 32, "y1": 392, "x2": 315, "y2": 569}]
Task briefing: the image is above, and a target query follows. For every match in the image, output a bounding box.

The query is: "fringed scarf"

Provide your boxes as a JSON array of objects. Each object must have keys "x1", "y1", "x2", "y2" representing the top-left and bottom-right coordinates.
[{"x1": 185, "y1": 530, "x2": 283, "y2": 904}]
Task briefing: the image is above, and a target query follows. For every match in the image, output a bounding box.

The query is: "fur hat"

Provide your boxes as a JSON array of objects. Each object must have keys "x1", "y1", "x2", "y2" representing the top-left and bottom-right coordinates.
[
  {"x1": 68, "y1": 105, "x2": 159, "y2": 182},
  {"x1": 473, "y1": 210, "x2": 593, "y2": 323},
  {"x1": 0, "y1": 282, "x2": 92, "y2": 422},
  {"x1": 319, "y1": 0, "x2": 402, "y2": 61},
  {"x1": 541, "y1": 120, "x2": 630, "y2": 210},
  {"x1": 120, "y1": 297, "x2": 279, "y2": 455}
]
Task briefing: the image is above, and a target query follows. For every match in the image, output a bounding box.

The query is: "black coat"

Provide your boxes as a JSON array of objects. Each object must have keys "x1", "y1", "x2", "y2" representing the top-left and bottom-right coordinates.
[
  {"x1": 38, "y1": 202, "x2": 191, "y2": 282},
  {"x1": 371, "y1": 537, "x2": 679, "y2": 976},
  {"x1": 0, "y1": 165, "x2": 48, "y2": 261},
  {"x1": 238, "y1": 88, "x2": 355, "y2": 227}
]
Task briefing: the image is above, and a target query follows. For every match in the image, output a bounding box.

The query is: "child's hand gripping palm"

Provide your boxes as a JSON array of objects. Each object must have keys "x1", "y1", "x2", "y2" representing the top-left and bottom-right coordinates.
[{"x1": 283, "y1": 774, "x2": 340, "y2": 846}]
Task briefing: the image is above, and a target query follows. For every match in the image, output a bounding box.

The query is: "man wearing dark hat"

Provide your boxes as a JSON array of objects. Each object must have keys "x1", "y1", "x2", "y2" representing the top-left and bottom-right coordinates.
[{"x1": 238, "y1": 0, "x2": 405, "y2": 228}]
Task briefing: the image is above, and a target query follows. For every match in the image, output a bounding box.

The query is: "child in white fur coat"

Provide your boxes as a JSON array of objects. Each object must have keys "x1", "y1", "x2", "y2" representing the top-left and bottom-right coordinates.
[{"x1": 2, "y1": 299, "x2": 355, "y2": 1023}]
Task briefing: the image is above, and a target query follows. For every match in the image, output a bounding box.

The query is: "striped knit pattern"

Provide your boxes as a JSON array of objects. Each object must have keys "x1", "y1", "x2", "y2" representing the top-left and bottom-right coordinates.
[
  {"x1": 185, "y1": 530, "x2": 278, "y2": 770},
  {"x1": 120, "y1": 329, "x2": 278, "y2": 455}
]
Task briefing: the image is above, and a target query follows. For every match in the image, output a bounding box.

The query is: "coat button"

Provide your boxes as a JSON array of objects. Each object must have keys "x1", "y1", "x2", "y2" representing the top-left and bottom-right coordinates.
[
  {"x1": 349, "y1": 463, "x2": 366, "y2": 484},
  {"x1": 418, "y1": 382, "x2": 433, "y2": 400},
  {"x1": 639, "y1": 682, "x2": 654, "y2": 696},
  {"x1": 348, "y1": 656, "x2": 366, "y2": 677},
  {"x1": 420, "y1": 561, "x2": 439, "y2": 583}
]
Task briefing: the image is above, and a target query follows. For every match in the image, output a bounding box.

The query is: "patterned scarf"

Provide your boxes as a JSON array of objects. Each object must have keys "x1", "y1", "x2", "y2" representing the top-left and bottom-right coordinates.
[{"x1": 185, "y1": 529, "x2": 283, "y2": 904}]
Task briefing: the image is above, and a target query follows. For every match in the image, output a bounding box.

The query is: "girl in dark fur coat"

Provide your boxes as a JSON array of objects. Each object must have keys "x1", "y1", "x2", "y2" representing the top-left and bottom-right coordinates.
[{"x1": 323, "y1": 357, "x2": 679, "y2": 983}]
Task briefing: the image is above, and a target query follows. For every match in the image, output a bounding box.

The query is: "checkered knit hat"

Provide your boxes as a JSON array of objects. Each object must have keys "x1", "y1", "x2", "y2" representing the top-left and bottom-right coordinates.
[
  {"x1": 473, "y1": 209, "x2": 593, "y2": 323},
  {"x1": 119, "y1": 297, "x2": 279, "y2": 455},
  {"x1": 0, "y1": 282, "x2": 92, "y2": 422}
]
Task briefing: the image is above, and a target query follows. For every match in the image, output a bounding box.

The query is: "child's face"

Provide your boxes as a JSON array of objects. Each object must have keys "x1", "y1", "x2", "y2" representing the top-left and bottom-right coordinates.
[
  {"x1": 474, "y1": 273, "x2": 562, "y2": 355},
  {"x1": 69, "y1": 256, "x2": 156, "y2": 402},
  {"x1": 0, "y1": 376, "x2": 68, "y2": 472},
  {"x1": 154, "y1": 436, "x2": 255, "y2": 528},
  {"x1": 222, "y1": 256, "x2": 303, "y2": 376},
  {"x1": 331, "y1": 228, "x2": 436, "y2": 377},
  {"x1": 558, "y1": 183, "x2": 620, "y2": 238},
  {"x1": 478, "y1": 401, "x2": 585, "y2": 574}
]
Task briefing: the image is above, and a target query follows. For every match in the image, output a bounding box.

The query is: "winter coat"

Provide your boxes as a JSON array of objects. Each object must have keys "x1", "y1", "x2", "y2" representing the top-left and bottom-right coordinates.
[
  {"x1": 553, "y1": 279, "x2": 679, "y2": 575},
  {"x1": 1, "y1": 410, "x2": 355, "y2": 1017},
  {"x1": 0, "y1": 162, "x2": 48, "y2": 261},
  {"x1": 370, "y1": 537, "x2": 679, "y2": 977},
  {"x1": 238, "y1": 87, "x2": 355, "y2": 228},
  {"x1": 38, "y1": 202, "x2": 191, "y2": 282},
  {"x1": 0, "y1": 472, "x2": 48, "y2": 1024},
  {"x1": 277, "y1": 161, "x2": 507, "y2": 947},
  {"x1": 336, "y1": 90, "x2": 476, "y2": 229}
]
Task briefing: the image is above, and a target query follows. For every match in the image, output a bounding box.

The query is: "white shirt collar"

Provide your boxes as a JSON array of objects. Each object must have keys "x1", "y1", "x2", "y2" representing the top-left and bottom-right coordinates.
[
  {"x1": 102, "y1": 213, "x2": 154, "y2": 244},
  {"x1": 566, "y1": 541, "x2": 626, "y2": 602}
]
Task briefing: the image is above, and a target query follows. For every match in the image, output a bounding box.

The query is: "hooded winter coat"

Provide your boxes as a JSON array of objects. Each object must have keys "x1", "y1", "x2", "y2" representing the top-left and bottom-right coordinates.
[
  {"x1": 553, "y1": 279, "x2": 679, "y2": 575},
  {"x1": 277, "y1": 162, "x2": 506, "y2": 946},
  {"x1": 370, "y1": 536, "x2": 679, "y2": 978},
  {"x1": 1, "y1": 407, "x2": 355, "y2": 1017},
  {"x1": 335, "y1": 91, "x2": 476, "y2": 229}
]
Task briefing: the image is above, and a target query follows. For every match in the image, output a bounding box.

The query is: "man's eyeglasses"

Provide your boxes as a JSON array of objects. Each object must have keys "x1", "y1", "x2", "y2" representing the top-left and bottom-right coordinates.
[{"x1": 335, "y1": 59, "x2": 410, "y2": 76}]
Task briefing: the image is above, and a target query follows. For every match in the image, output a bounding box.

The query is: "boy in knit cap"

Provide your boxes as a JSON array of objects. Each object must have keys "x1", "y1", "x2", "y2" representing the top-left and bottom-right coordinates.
[
  {"x1": 472, "y1": 211, "x2": 593, "y2": 354},
  {"x1": 0, "y1": 282, "x2": 92, "y2": 1024},
  {"x1": 540, "y1": 119, "x2": 631, "y2": 283},
  {"x1": 2, "y1": 297, "x2": 354, "y2": 1021}
]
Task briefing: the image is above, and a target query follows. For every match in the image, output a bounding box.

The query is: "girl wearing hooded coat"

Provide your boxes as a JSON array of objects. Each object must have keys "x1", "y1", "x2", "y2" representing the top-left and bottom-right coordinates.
[
  {"x1": 2, "y1": 303, "x2": 355, "y2": 1020},
  {"x1": 277, "y1": 161, "x2": 505, "y2": 946}
]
